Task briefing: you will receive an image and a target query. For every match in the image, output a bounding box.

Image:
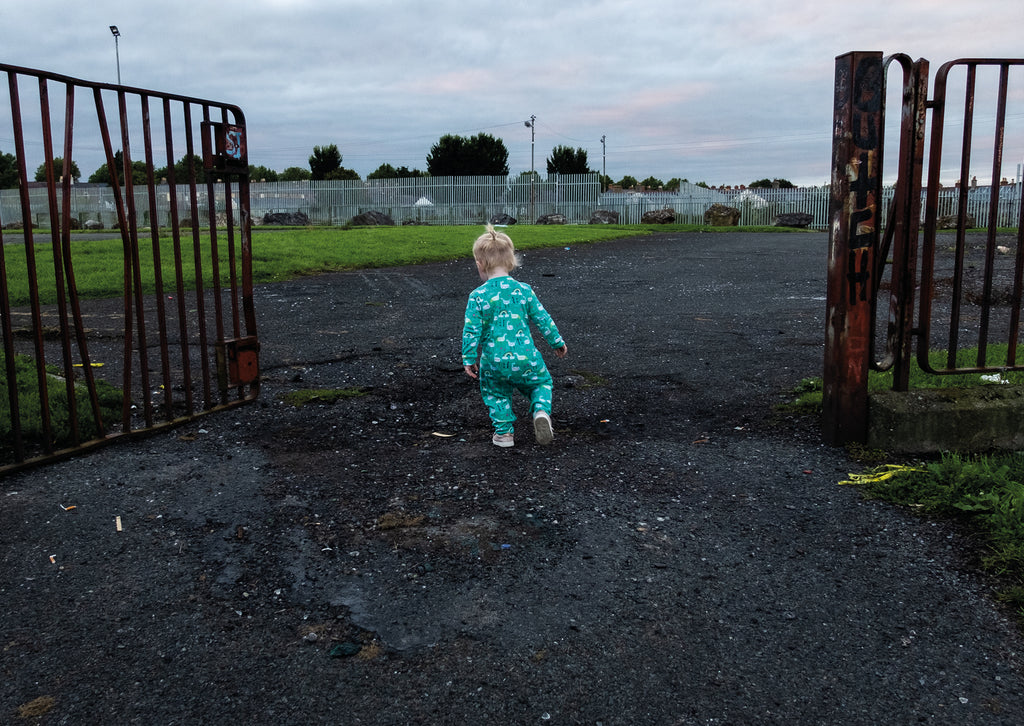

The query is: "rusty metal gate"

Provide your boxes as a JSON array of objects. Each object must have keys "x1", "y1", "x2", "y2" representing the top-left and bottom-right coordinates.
[
  {"x1": 824, "y1": 52, "x2": 1024, "y2": 444},
  {"x1": 0, "y1": 63, "x2": 258, "y2": 473}
]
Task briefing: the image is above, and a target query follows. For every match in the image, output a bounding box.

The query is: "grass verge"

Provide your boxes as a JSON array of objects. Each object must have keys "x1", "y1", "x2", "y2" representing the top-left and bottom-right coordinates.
[
  {"x1": 842, "y1": 455, "x2": 1024, "y2": 621},
  {"x1": 0, "y1": 351, "x2": 123, "y2": 457},
  {"x1": 1, "y1": 223, "x2": 810, "y2": 306},
  {"x1": 781, "y1": 344, "x2": 1024, "y2": 414}
]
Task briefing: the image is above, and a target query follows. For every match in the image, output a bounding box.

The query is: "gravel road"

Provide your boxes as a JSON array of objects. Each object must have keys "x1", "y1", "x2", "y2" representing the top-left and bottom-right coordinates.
[{"x1": 2, "y1": 231, "x2": 1022, "y2": 725}]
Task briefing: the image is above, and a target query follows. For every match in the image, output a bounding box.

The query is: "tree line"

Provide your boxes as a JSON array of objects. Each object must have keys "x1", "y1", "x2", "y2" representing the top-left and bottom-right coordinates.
[{"x1": 0, "y1": 135, "x2": 793, "y2": 191}]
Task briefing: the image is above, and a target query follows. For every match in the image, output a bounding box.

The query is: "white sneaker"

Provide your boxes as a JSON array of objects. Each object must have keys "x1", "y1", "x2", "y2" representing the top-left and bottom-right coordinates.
[
  {"x1": 492, "y1": 432, "x2": 514, "y2": 448},
  {"x1": 533, "y1": 411, "x2": 553, "y2": 445}
]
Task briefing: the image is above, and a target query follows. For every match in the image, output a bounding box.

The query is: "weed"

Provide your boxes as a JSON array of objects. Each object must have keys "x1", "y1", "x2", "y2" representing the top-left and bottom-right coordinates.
[
  {"x1": 570, "y1": 369, "x2": 609, "y2": 388},
  {"x1": 0, "y1": 352, "x2": 123, "y2": 460},
  {"x1": 846, "y1": 452, "x2": 1024, "y2": 626}
]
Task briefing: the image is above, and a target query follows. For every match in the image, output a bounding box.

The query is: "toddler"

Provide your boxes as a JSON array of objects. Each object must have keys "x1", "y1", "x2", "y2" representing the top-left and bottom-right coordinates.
[{"x1": 462, "y1": 224, "x2": 568, "y2": 447}]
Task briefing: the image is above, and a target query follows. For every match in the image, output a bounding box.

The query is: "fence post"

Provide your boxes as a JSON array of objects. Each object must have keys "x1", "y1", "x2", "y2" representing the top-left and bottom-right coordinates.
[{"x1": 823, "y1": 51, "x2": 883, "y2": 445}]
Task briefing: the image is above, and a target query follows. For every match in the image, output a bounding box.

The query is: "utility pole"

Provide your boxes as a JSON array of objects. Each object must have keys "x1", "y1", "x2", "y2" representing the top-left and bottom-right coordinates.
[
  {"x1": 109, "y1": 26, "x2": 121, "y2": 84},
  {"x1": 525, "y1": 115, "x2": 536, "y2": 221},
  {"x1": 601, "y1": 134, "x2": 606, "y2": 185}
]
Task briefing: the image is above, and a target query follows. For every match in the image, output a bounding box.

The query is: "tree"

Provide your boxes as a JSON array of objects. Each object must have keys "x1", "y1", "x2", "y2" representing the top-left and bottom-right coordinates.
[
  {"x1": 665, "y1": 178, "x2": 685, "y2": 191},
  {"x1": 617, "y1": 175, "x2": 638, "y2": 189},
  {"x1": 280, "y1": 166, "x2": 311, "y2": 182},
  {"x1": 325, "y1": 167, "x2": 360, "y2": 181},
  {"x1": 368, "y1": 163, "x2": 427, "y2": 179},
  {"x1": 34, "y1": 157, "x2": 81, "y2": 183},
  {"x1": 750, "y1": 178, "x2": 795, "y2": 189},
  {"x1": 248, "y1": 165, "x2": 279, "y2": 182},
  {"x1": 88, "y1": 151, "x2": 147, "y2": 186},
  {"x1": 546, "y1": 145, "x2": 590, "y2": 175},
  {"x1": 0, "y1": 150, "x2": 19, "y2": 188},
  {"x1": 426, "y1": 133, "x2": 509, "y2": 176},
  {"x1": 154, "y1": 154, "x2": 206, "y2": 184},
  {"x1": 640, "y1": 176, "x2": 664, "y2": 190},
  {"x1": 309, "y1": 144, "x2": 342, "y2": 180}
]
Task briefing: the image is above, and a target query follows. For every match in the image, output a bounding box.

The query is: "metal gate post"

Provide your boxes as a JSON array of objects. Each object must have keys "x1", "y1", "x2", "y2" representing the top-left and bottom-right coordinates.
[{"x1": 824, "y1": 52, "x2": 884, "y2": 445}]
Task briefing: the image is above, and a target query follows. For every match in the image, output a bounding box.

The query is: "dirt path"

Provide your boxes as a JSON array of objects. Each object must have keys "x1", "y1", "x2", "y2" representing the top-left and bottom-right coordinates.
[{"x1": 2, "y1": 232, "x2": 1023, "y2": 724}]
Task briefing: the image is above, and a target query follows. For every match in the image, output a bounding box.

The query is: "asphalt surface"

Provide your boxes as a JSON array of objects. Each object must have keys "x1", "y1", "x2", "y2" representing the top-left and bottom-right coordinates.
[{"x1": 2, "y1": 231, "x2": 1023, "y2": 725}]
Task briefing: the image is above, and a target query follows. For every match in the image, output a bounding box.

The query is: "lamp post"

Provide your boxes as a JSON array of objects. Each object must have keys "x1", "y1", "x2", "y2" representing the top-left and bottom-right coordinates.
[
  {"x1": 601, "y1": 134, "x2": 606, "y2": 187},
  {"x1": 109, "y1": 26, "x2": 121, "y2": 85},
  {"x1": 525, "y1": 115, "x2": 536, "y2": 221}
]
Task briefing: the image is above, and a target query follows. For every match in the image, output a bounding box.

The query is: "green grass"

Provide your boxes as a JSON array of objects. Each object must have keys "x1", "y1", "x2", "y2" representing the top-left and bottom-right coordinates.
[
  {"x1": 1, "y1": 223, "x2": 814, "y2": 306},
  {"x1": 783, "y1": 344, "x2": 1024, "y2": 412},
  {"x1": 0, "y1": 351, "x2": 123, "y2": 457},
  {"x1": 844, "y1": 454, "x2": 1024, "y2": 620}
]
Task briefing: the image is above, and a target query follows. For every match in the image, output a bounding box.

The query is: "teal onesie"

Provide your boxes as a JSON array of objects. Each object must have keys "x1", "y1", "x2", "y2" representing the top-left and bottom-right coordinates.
[{"x1": 462, "y1": 276, "x2": 565, "y2": 435}]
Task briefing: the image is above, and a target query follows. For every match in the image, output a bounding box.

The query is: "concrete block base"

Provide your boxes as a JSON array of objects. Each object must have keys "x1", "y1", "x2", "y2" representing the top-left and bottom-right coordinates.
[{"x1": 868, "y1": 385, "x2": 1024, "y2": 454}]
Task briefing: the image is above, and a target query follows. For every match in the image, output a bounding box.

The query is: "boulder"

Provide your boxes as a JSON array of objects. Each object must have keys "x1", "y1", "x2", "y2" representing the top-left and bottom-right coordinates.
[
  {"x1": 351, "y1": 210, "x2": 395, "y2": 226},
  {"x1": 490, "y1": 213, "x2": 517, "y2": 225},
  {"x1": 641, "y1": 208, "x2": 675, "y2": 224},
  {"x1": 704, "y1": 203, "x2": 741, "y2": 226},
  {"x1": 937, "y1": 213, "x2": 977, "y2": 229},
  {"x1": 263, "y1": 211, "x2": 310, "y2": 226},
  {"x1": 774, "y1": 212, "x2": 814, "y2": 229},
  {"x1": 536, "y1": 213, "x2": 567, "y2": 225},
  {"x1": 589, "y1": 210, "x2": 619, "y2": 224},
  {"x1": 83, "y1": 219, "x2": 104, "y2": 230}
]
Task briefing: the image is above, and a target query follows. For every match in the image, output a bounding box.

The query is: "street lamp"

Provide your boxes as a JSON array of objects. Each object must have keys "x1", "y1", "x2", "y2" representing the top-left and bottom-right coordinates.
[
  {"x1": 525, "y1": 115, "x2": 536, "y2": 220},
  {"x1": 109, "y1": 26, "x2": 121, "y2": 85},
  {"x1": 601, "y1": 134, "x2": 606, "y2": 185}
]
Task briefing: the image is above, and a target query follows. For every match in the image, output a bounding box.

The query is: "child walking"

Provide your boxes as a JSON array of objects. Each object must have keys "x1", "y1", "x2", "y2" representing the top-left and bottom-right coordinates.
[{"x1": 462, "y1": 224, "x2": 568, "y2": 447}]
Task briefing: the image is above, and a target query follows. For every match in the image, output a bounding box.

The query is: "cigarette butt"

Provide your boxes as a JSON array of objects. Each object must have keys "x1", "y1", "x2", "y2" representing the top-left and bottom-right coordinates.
[
  {"x1": 60, "y1": 504, "x2": 76, "y2": 511},
  {"x1": 49, "y1": 555, "x2": 56, "y2": 564},
  {"x1": 115, "y1": 516, "x2": 123, "y2": 532}
]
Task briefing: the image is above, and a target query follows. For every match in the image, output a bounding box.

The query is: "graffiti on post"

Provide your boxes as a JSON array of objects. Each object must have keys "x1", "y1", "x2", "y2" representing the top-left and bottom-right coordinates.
[{"x1": 845, "y1": 58, "x2": 882, "y2": 304}]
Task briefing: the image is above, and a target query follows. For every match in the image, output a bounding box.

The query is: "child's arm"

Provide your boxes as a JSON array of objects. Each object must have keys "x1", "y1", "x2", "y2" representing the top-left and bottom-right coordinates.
[
  {"x1": 462, "y1": 294, "x2": 483, "y2": 378},
  {"x1": 526, "y1": 288, "x2": 565, "y2": 351}
]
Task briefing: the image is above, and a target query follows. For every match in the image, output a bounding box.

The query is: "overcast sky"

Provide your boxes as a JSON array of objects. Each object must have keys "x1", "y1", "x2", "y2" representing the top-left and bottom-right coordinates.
[{"x1": 2, "y1": 0, "x2": 1022, "y2": 186}]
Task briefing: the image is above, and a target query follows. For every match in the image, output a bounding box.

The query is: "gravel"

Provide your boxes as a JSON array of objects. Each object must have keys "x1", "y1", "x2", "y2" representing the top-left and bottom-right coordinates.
[{"x1": 2, "y1": 231, "x2": 1023, "y2": 725}]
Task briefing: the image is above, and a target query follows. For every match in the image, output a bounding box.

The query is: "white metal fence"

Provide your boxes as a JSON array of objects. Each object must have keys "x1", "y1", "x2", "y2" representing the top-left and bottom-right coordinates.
[{"x1": 2, "y1": 175, "x2": 1021, "y2": 230}]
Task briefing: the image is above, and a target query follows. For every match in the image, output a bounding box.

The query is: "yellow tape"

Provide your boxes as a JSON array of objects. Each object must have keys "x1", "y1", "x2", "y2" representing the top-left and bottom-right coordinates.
[{"x1": 839, "y1": 464, "x2": 924, "y2": 486}]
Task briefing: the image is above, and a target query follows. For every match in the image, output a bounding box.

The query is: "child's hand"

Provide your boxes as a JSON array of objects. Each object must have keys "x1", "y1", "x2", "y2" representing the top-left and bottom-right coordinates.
[
  {"x1": 554, "y1": 344, "x2": 568, "y2": 359},
  {"x1": 464, "y1": 364, "x2": 479, "y2": 379}
]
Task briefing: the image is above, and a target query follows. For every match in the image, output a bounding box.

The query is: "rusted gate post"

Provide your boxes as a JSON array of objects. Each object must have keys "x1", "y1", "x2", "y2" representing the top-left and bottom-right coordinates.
[{"x1": 824, "y1": 52, "x2": 884, "y2": 445}]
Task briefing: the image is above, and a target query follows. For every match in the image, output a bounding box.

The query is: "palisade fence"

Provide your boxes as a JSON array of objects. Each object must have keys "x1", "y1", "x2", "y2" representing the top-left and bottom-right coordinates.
[{"x1": 2, "y1": 174, "x2": 1021, "y2": 230}]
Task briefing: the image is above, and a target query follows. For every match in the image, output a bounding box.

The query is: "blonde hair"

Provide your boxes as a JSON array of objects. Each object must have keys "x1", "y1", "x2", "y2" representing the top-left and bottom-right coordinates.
[{"x1": 473, "y1": 224, "x2": 520, "y2": 273}]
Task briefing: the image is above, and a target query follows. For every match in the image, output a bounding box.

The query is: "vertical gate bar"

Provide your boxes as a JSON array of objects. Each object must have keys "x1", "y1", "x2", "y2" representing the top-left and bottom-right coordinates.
[
  {"x1": 92, "y1": 87, "x2": 137, "y2": 431},
  {"x1": 917, "y1": 64, "x2": 952, "y2": 374},
  {"x1": 117, "y1": 88, "x2": 155, "y2": 428},
  {"x1": 182, "y1": 104, "x2": 213, "y2": 409},
  {"x1": 824, "y1": 51, "x2": 883, "y2": 445},
  {"x1": 9, "y1": 72, "x2": 56, "y2": 453},
  {"x1": 38, "y1": 76, "x2": 82, "y2": 445},
  {"x1": 139, "y1": 93, "x2": 174, "y2": 417},
  {"x1": 0, "y1": 219, "x2": 22, "y2": 460},
  {"x1": 945, "y1": 64, "x2": 977, "y2": 369},
  {"x1": 1008, "y1": 179, "x2": 1024, "y2": 365},
  {"x1": 0, "y1": 71, "x2": 24, "y2": 460},
  {"x1": 201, "y1": 106, "x2": 228, "y2": 404},
  {"x1": 223, "y1": 176, "x2": 241, "y2": 341},
  {"x1": 58, "y1": 83, "x2": 106, "y2": 437},
  {"x1": 976, "y1": 63, "x2": 1011, "y2": 367},
  {"x1": 162, "y1": 98, "x2": 195, "y2": 415},
  {"x1": 881, "y1": 55, "x2": 928, "y2": 391}
]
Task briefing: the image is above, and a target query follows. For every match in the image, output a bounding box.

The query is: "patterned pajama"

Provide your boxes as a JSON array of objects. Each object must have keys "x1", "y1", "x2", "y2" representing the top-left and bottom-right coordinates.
[{"x1": 462, "y1": 276, "x2": 564, "y2": 435}]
